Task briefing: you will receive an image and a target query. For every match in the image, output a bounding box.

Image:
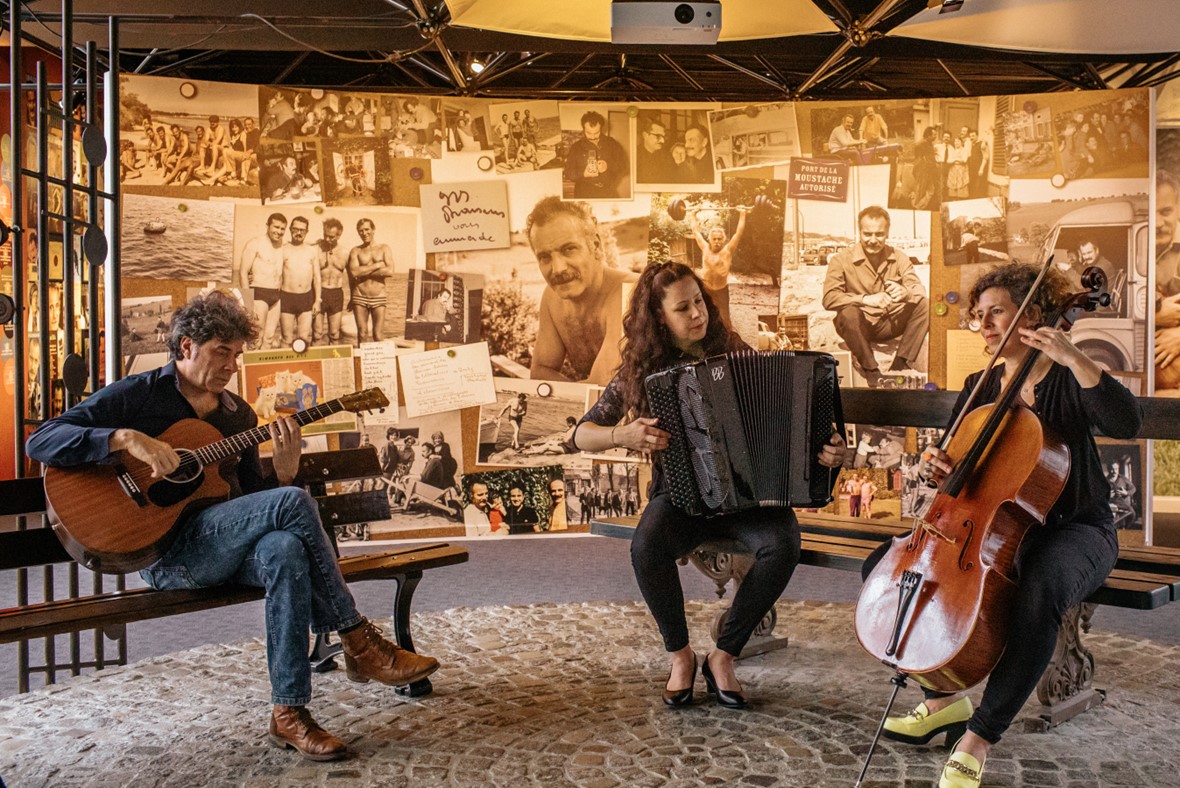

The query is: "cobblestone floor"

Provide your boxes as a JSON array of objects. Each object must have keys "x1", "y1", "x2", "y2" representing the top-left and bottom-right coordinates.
[{"x1": 2, "y1": 600, "x2": 1179, "y2": 787}]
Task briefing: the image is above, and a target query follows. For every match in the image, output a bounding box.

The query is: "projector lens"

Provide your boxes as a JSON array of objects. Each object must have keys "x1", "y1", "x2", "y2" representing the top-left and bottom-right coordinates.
[{"x1": 674, "y1": 4, "x2": 695, "y2": 23}]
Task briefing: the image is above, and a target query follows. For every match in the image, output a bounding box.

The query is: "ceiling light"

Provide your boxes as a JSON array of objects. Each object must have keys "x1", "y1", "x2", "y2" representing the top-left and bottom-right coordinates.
[{"x1": 469, "y1": 58, "x2": 486, "y2": 75}]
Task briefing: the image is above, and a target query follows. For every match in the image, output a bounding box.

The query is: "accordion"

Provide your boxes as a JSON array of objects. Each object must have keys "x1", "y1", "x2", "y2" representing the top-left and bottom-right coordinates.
[{"x1": 645, "y1": 350, "x2": 844, "y2": 517}]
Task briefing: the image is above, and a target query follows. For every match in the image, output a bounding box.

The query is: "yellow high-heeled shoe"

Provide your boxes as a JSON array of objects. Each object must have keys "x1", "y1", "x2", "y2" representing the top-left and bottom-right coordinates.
[
  {"x1": 882, "y1": 696, "x2": 973, "y2": 745},
  {"x1": 939, "y1": 748, "x2": 983, "y2": 788}
]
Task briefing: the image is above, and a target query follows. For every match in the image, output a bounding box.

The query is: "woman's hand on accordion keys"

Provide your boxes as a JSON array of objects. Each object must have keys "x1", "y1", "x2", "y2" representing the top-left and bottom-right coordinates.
[
  {"x1": 817, "y1": 432, "x2": 848, "y2": 469},
  {"x1": 615, "y1": 417, "x2": 671, "y2": 453}
]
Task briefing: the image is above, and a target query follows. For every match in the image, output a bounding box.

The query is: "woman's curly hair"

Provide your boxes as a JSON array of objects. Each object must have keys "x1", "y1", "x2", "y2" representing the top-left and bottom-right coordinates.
[
  {"x1": 617, "y1": 261, "x2": 744, "y2": 417},
  {"x1": 968, "y1": 261, "x2": 1070, "y2": 337}
]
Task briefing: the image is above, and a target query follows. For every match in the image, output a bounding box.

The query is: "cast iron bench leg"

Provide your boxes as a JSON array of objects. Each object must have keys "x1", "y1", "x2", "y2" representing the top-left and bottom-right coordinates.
[{"x1": 391, "y1": 570, "x2": 433, "y2": 697}]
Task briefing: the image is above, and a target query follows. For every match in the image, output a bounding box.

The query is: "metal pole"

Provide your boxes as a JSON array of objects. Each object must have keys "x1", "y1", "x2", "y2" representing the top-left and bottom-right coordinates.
[
  {"x1": 35, "y1": 64, "x2": 50, "y2": 421},
  {"x1": 10, "y1": 0, "x2": 26, "y2": 478},
  {"x1": 104, "y1": 17, "x2": 122, "y2": 385},
  {"x1": 86, "y1": 41, "x2": 100, "y2": 393}
]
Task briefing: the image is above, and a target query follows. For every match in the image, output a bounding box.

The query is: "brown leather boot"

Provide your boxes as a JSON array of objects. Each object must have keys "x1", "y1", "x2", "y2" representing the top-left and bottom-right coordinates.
[
  {"x1": 268, "y1": 705, "x2": 348, "y2": 761},
  {"x1": 339, "y1": 618, "x2": 440, "y2": 686}
]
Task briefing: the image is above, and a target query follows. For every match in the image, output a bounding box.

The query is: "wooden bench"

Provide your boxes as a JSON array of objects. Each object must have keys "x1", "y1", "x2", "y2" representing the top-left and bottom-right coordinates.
[
  {"x1": 1, "y1": 449, "x2": 469, "y2": 697},
  {"x1": 591, "y1": 388, "x2": 1180, "y2": 730}
]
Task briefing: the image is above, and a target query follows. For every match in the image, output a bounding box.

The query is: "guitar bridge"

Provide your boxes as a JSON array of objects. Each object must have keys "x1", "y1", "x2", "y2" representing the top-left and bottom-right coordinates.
[{"x1": 114, "y1": 463, "x2": 149, "y2": 508}]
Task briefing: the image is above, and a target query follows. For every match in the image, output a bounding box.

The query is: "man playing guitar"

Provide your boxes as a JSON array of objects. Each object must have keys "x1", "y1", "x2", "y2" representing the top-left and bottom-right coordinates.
[{"x1": 26, "y1": 291, "x2": 439, "y2": 762}]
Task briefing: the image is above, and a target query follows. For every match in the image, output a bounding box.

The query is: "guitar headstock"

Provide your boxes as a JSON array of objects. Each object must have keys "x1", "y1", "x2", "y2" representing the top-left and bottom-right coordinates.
[{"x1": 340, "y1": 387, "x2": 391, "y2": 413}]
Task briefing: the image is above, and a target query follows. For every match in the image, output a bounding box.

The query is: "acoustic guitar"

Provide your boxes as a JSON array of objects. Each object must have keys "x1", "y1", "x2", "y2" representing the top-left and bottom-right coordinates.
[{"x1": 43, "y1": 387, "x2": 389, "y2": 574}]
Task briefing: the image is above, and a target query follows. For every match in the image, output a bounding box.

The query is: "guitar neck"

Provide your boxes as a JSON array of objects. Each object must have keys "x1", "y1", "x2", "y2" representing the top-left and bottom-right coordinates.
[{"x1": 195, "y1": 399, "x2": 345, "y2": 465}]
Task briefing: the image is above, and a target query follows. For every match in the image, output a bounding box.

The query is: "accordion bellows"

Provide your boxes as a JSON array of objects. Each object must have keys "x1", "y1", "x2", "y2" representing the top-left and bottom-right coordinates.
[{"x1": 645, "y1": 350, "x2": 844, "y2": 516}]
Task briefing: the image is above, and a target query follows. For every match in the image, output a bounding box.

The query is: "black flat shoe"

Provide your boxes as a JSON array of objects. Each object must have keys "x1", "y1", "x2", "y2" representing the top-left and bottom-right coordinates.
[
  {"x1": 662, "y1": 653, "x2": 697, "y2": 708},
  {"x1": 702, "y1": 654, "x2": 748, "y2": 709}
]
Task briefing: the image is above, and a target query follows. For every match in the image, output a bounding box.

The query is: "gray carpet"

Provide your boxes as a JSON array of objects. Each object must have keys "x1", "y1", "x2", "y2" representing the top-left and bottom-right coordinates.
[{"x1": 4, "y1": 536, "x2": 1179, "y2": 698}]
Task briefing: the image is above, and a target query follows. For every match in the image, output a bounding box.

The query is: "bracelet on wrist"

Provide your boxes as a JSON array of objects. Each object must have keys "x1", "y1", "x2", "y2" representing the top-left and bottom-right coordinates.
[{"x1": 611, "y1": 425, "x2": 618, "y2": 447}]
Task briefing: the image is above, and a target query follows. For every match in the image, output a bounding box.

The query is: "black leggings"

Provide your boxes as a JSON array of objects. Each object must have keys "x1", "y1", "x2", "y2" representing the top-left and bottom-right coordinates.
[
  {"x1": 631, "y1": 492, "x2": 801, "y2": 656},
  {"x1": 861, "y1": 521, "x2": 1117, "y2": 743}
]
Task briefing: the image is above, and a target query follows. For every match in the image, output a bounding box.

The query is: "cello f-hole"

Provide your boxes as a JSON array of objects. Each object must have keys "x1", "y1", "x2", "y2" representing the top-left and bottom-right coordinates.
[{"x1": 957, "y1": 520, "x2": 976, "y2": 571}]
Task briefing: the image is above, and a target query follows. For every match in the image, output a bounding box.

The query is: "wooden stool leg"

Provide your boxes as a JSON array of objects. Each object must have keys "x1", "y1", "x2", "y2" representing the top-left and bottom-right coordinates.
[{"x1": 1030, "y1": 602, "x2": 1104, "y2": 731}]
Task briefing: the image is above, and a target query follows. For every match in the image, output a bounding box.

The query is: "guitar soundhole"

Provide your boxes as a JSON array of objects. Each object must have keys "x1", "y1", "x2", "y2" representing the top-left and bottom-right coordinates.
[
  {"x1": 146, "y1": 450, "x2": 205, "y2": 508},
  {"x1": 165, "y1": 450, "x2": 203, "y2": 483}
]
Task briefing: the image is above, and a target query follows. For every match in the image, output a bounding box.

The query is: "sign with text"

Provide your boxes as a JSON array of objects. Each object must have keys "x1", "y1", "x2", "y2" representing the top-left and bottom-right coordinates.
[
  {"x1": 399, "y1": 341, "x2": 496, "y2": 418},
  {"x1": 787, "y1": 157, "x2": 849, "y2": 202},
  {"x1": 419, "y1": 181, "x2": 511, "y2": 252}
]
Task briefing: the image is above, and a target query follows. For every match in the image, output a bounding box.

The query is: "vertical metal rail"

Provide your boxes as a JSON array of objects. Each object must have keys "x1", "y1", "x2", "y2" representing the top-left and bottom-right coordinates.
[
  {"x1": 86, "y1": 42, "x2": 100, "y2": 396},
  {"x1": 104, "y1": 17, "x2": 122, "y2": 386},
  {"x1": 9, "y1": 0, "x2": 31, "y2": 695},
  {"x1": 34, "y1": 63, "x2": 56, "y2": 686}
]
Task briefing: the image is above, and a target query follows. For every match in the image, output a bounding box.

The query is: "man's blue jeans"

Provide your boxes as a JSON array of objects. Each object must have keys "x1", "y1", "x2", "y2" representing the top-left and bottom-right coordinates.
[{"x1": 140, "y1": 487, "x2": 363, "y2": 706}]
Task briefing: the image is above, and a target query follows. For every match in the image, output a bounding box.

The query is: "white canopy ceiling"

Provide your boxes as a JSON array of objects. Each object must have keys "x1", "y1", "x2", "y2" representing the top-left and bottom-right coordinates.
[
  {"x1": 444, "y1": 0, "x2": 840, "y2": 43},
  {"x1": 892, "y1": 0, "x2": 1180, "y2": 56}
]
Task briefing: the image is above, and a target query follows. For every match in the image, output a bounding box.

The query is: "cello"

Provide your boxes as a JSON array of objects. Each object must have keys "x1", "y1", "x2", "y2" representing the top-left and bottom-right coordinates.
[{"x1": 851, "y1": 260, "x2": 1111, "y2": 786}]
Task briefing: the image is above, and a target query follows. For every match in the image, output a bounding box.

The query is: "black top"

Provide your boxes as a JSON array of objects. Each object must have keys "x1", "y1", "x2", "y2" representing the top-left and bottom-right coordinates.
[
  {"x1": 953, "y1": 364, "x2": 1141, "y2": 531},
  {"x1": 504, "y1": 504, "x2": 539, "y2": 526}
]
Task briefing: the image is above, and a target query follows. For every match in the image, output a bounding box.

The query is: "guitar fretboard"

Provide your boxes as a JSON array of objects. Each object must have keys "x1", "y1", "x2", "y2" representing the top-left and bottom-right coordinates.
[{"x1": 192, "y1": 399, "x2": 345, "y2": 465}]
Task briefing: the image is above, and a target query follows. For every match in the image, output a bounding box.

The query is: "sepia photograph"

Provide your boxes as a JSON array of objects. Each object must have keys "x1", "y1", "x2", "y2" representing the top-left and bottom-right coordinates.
[
  {"x1": 486, "y1": 100, "x2": 561, "y2": 174},
  {"x1": 477, "y1": 377, "x2": 591, "y2": 469},
  {"x1": 120, "y1": 74, "x2": 260, "y2": 198},
  {"x1": 434, "y1": 170, "x2": 649, "y2": 386},
  {"x1": 647, "y1": 174, "x2": 787, "y2": 345},
  {"x1": 321, "y1": 136, "x2": 393, "y2": 206},
  {"x1": 632, "y1": 104, "x2": 721, "y2": 192},
  {"x1": 939, "y1": 197, "x2": 1010, "y2": 266},
  {"x1": 707, "y1": 101, "x2": 801, "y2": 171},
  {"x1": 403, "y1": 269, "x2": 482, "y2": 344},
  {"x1": 121, "y1": 192, "x2": 236, "y2": 281},
  {"x1": 558, "y1": 102, "x2": 633, "y2": 201}
]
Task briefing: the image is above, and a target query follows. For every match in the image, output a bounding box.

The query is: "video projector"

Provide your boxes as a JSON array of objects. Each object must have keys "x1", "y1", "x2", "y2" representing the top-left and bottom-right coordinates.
[{"x1": 610, "y1": 2, "x2": 722, "y2": 45}]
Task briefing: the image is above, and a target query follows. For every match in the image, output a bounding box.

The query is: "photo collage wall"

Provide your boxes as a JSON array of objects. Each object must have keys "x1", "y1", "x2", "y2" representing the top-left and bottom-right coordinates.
[{"x1": 109, "y1": 74, "x2": 1164, "y2": 543}]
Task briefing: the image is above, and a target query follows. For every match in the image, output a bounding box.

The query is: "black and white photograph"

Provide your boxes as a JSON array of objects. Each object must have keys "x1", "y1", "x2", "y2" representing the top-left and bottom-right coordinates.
[
  {"x1": 443, "y1": 96, "x2": 492, "y2": 153},
  {"x1": 806, "y1": 100, "x2": 914, "y2": 168},
  {"x1": 707, "y1": 101, "x2": 801, "y2": 171},
  {"x1": 388, "y1": 95, "x2": 443, "y2": 159},
  {"x1": 121, "y1": 193, "x2": 236, "y2": 281},
  {"x1": 647, "y1": 174, "x2": 787, "y2": 345},
  {"x1": 486, "y1": 100, "x2": 560, "y2": 174},
  {"x1": 1003, "y1": 180, "x2": 1149, "y2": 389},
  {"x1": 778, "y1": 164, "x2": 932, "y2": 389},
  {"x1": 558, "y1": 102, "x2": 633, "y2": 201},
  {"x1": 564, "y1": 462, "x2": 646, "y2": 527},
  {"x1": 321, "y1": 135, "x2": 393, "y2": 206},
  {"x1": 632, "y1": 104, "x2": 721, "y2": 193},
  {"x1": 120, "y1": 295, "x2": 174, "y2": 358},
  {"x1": 477, "y1": 377, "x2": 591, "y2": 469},
  {"x1": 403, "y1": 269, "x2": 482, "y2": 344},
  {"x1": 345, "y1": 408, "x2": 466, "y2": 542},
  {"x1": 119, "y1": 74, "x2": 260, "y2": 197},
  {"x1": 459, "y1": 465, "x2": 569, "y2": 536},
  {"x1": 1096, "y1": 438, "x2": 1146, "y2": 535},
  {"x1": 434, "y1": 170, "x2": 649, "y2": 386},
  {"x1": 940, "y1": 197, "x2": 1010, "y2": 266},
  {"x1": 232, "y1": 203, "x2": 422, "y2": 349},
  {"x1": 1051, "y1": 90, "x2": 1150, "y2": 182},
  {"x1": 995, "y1": 93, "x2": 1059, "y2": 179},
  {"x1": 257, "y1": 140, "x2": 322, "y2": 205}
]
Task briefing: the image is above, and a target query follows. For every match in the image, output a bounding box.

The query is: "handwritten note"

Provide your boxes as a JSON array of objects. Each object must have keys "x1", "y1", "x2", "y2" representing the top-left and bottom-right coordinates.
[
  {"x1": 945, "y1": 329, "x2": 990, "y2": 391},
  {"x1": 399, "y1": 341, "x2": 496, "y2": 418},
  {"x1": 359, "y1": 341, "x2": 400, "y2": 426},
  {"x1": 419, "y1": 181, "x2": 511, "y2": 252}
]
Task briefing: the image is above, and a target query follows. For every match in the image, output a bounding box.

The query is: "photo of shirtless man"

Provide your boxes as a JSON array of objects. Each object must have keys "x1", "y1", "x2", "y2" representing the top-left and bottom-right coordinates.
[
  {"x1": 279, "y1": 216, "x2": 321, "y2": 347},
  {"x1": 348, "y1": 217, "x2": 395, "y2": 345},
  {"x1": 235, "y1": 212, "x2": 287, "y2": 349},
  {"x1": 690, "y1": 206, "x2": 747, "y2": 327},
  {"x1": 316, "y1": 218, "x2": 348, "y2": 345}
]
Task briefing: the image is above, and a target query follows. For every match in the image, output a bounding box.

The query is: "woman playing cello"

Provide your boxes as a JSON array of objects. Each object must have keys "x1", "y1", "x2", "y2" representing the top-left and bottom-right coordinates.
[{"x1": 861, "y1": 262, "x2": 1141, "y2": 787}]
